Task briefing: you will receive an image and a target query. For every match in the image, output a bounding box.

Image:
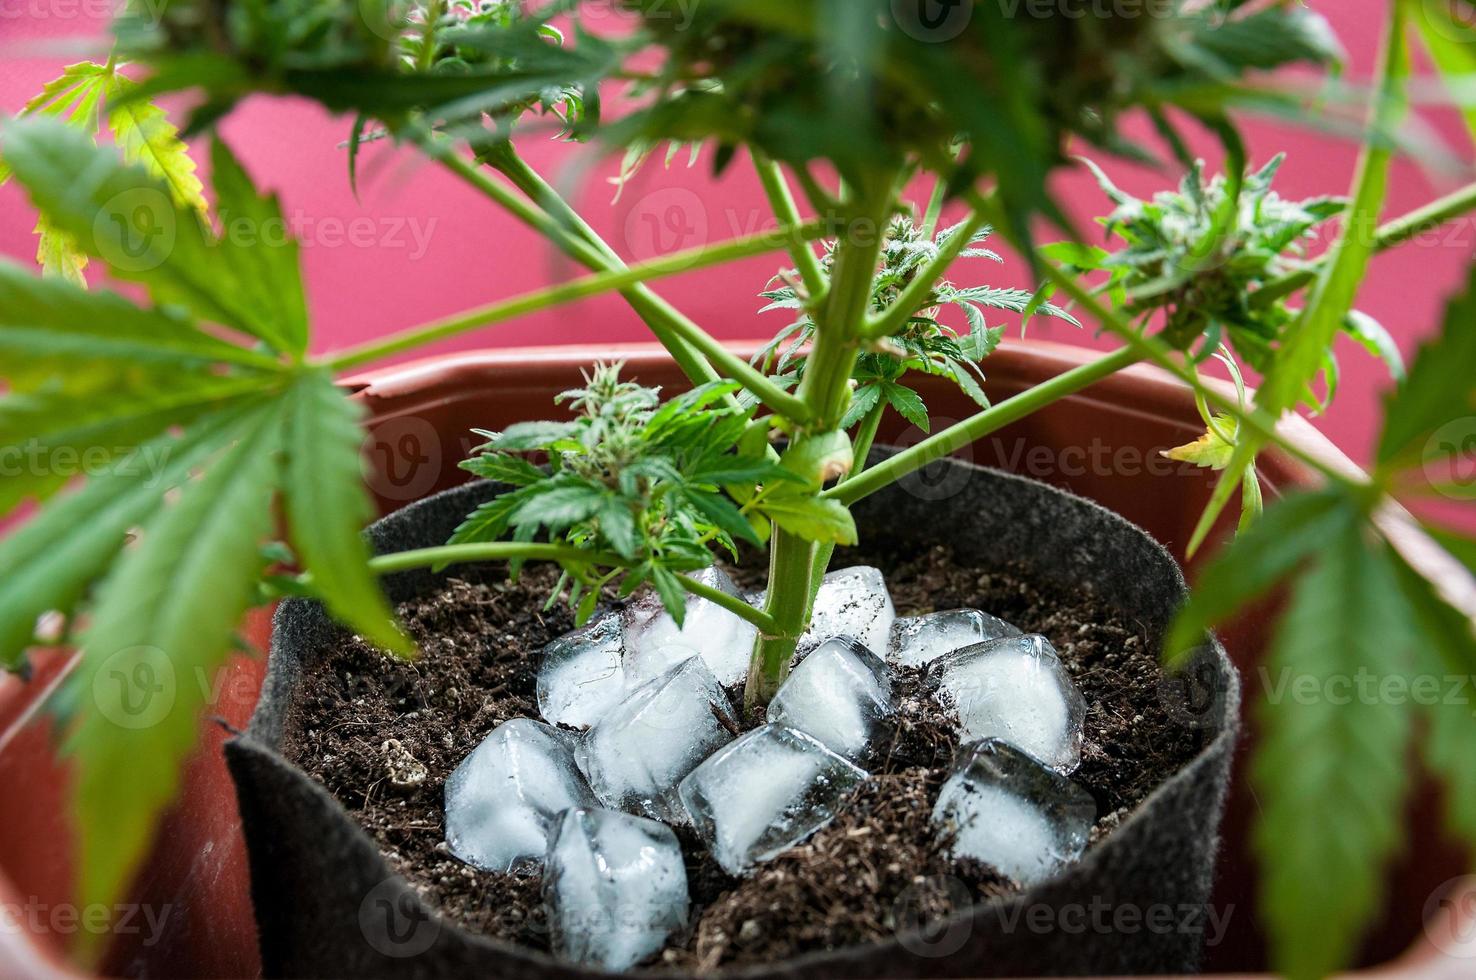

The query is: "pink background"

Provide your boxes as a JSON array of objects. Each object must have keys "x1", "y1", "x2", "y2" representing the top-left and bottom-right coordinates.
[{"x1": 2, "y1": 2, "x2": 1472, "y2": 477}]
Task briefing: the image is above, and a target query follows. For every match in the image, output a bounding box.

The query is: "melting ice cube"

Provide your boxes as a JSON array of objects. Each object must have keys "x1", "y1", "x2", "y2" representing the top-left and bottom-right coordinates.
[
  {"x1": 544, "y1": 807, "x2": 690, "y2": 971},
  {"x1": 679, "y1": 724, "x2": 868, "y2": 875},
  {"x1": 927, "y1": 633, "x2": 1086, "y2": 772},
  {"x1": 443, "y1": 718, "x2": 598, "y2": 873},
  {"x1": 889, "y1": 608, "x2": 1022, "y2": 669},
  {"x1": 767, "y1": 637, "x2": 893, "y2": 761},
  {"x1": 623, "y1": 566, "x2": 759, "y2": 686},
  {"x1": 801, "y1": 566, "x2": 896, "y2": 656},
  {"x1": 537, "y1": 612, "x2": 628, "y2": 729},
  {"x1": 932, "y1": 738, "x2": 1096, "y2": 886},
  {"x1": 576, "y1": 657, "x2": 739, "y2": 824}
]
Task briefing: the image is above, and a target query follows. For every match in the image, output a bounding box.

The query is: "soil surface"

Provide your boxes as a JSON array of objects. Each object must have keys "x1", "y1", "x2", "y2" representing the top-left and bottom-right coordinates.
[{"x1": 281, "y1": 544, "x2": 1203, "y2": 971}]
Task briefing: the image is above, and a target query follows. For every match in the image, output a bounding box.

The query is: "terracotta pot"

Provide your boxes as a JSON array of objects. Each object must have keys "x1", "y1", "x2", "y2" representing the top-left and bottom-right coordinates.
[{"x1": 0, "y1": 340, "x2": 1470, "y2": 977}]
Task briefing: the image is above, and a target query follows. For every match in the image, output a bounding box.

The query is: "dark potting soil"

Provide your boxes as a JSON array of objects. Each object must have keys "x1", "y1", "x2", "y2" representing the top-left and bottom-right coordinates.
[{"x1": 279, "y1": 544, "x2": 1203, "y2": 971}]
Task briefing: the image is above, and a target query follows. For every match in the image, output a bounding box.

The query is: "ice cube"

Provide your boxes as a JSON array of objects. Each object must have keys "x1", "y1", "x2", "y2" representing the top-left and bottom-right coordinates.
[
  {"x1": 801, "y1": 566, "x2": 896, "y2": 656},
  {"x1": 889, "y1": 608, "x2": 1022, "y2": 669},
  {"x1": 927, "y1": 633, "x2": 1086, "y2": 772},
  {"x1": 544, "y1": 807, "x2": 690, "y2": 971},
  {"x1": 443, "y1": 718, "x2": 598, "y2": 873},
  {"x1": 576, "y1": 657, "x2": 739, "y2": 823},
  {"x1": 679, "y1": 724, "x2": 868, "y2": 875},
  {"x1": 932, "y1": 739, "x2": 1096, "y2": 886},
  {"x1": 537, "y1": 612, "x2": 628, "y2": 729},
  {"x1": 767, "y1": 637, "x2": 893, "y2": 761},
  {"x1": 623, "y1": 565, "x2": 759, "y2": 686}
]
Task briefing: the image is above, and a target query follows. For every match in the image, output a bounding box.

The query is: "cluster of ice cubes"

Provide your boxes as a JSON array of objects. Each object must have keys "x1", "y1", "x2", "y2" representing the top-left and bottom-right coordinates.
[{"x1": 443, "y1": 564, "x2": 1100, "y2": 969}]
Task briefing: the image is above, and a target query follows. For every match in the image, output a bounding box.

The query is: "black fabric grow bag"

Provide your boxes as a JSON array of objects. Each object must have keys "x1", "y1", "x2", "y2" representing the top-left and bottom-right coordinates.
[{"x1": 227, "y1": 455, "x2": 1239, "y2": 979}]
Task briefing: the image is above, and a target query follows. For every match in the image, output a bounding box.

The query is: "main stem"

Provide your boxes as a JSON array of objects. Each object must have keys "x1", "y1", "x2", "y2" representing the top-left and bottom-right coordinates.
[{"x1": 744, "y1": 176, "x2": 896, "y2": 712}]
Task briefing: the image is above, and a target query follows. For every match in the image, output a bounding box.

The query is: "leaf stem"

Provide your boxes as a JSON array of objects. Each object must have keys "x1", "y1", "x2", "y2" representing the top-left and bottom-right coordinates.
[
  {"x1": 676, "y1": 573, "x2": 778, "y2": 633},
  {"x1": 367, "y1": 541, "x2": 624, "y2": 575},
  {"x1": 920, "y1": 173, "x2": 948, "y2": 240},
  {"x1": 481, "y1": 147, "x2": 808, "y2": 422},
  {"x1": 753, "y1": 150, "x2": 828, "y2": 303},
  {"x1": 323, "y1": 222, "x2": 826, "y2": 372},
  {"x1": 826, "y1": 345, "x2": 1145, "y2": 506},
  {"x1": 438, "y1": 146, "x2": 813, "y2": 423}
]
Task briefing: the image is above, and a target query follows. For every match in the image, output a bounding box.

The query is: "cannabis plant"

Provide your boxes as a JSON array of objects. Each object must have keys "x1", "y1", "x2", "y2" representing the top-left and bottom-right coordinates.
[{"x1": 1, "y1": 2, "x2": 1474, "y2": 977}]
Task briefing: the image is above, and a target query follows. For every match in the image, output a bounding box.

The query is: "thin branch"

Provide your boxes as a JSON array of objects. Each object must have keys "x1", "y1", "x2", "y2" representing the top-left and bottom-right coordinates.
[
  {"x1": 753, "y1": 150, "x2": 828, "y2": 303},
  {"x1": 825, "y1": 345, "x2": 1145, "y2": 507},
  {"x1": 367, "y1": 542, "x2": 624, "y2": 576},
  {"x1": 677, "y1": 573, "x2": 778, "y2": 633},
  {"x1": 861, "y1": 209, "x2": 988, "y2": 340},
  {"x1": 325, "y1": 221, "x2": 827, "y2": 372},
  {"x1": 435, "y1": 146, "x2": 812, "y2": 423}
]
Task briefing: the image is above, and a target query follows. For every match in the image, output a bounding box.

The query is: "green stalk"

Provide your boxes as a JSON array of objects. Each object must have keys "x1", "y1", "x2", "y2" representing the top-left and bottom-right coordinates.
[
  {"x1": 746, "y1": 176, "x2": 897, "y2": 711},
  {"x1": 324, "y1": 221, "x2": 825, "y2": 372},
  {"x1": 677, "y1": 573, "x2": 780, "y2": 633},
  {"x1": 862, "y1": 209, "x2": 987, "y2": 340},
  {"x1": 807, "y1": 399, "x2": 884, "y2": 588},
  {"x1": 826, "y1": 345, "x2": 1145, "y2": 507},
  {"x1": 753, "y1": 151, "x2": 828, "y2": 303},
  {"x1": 920, "y1": 174, "x2": 948, "y2": 240},
  {"x1": 368, "y1": 541, "x2": 622, "y2": 575}
]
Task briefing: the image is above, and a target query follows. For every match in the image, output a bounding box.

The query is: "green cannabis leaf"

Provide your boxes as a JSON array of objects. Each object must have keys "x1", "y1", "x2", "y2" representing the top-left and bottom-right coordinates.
[
  {"x1": 0, "y1": 61, "x2": 207, "y2": 283},
  {"x1": 0, "y1": 119, "x2": 411, "y2": 937},
  {"x1": 1252, "y1": 518, "x2": 1413, "y2": 980}
]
